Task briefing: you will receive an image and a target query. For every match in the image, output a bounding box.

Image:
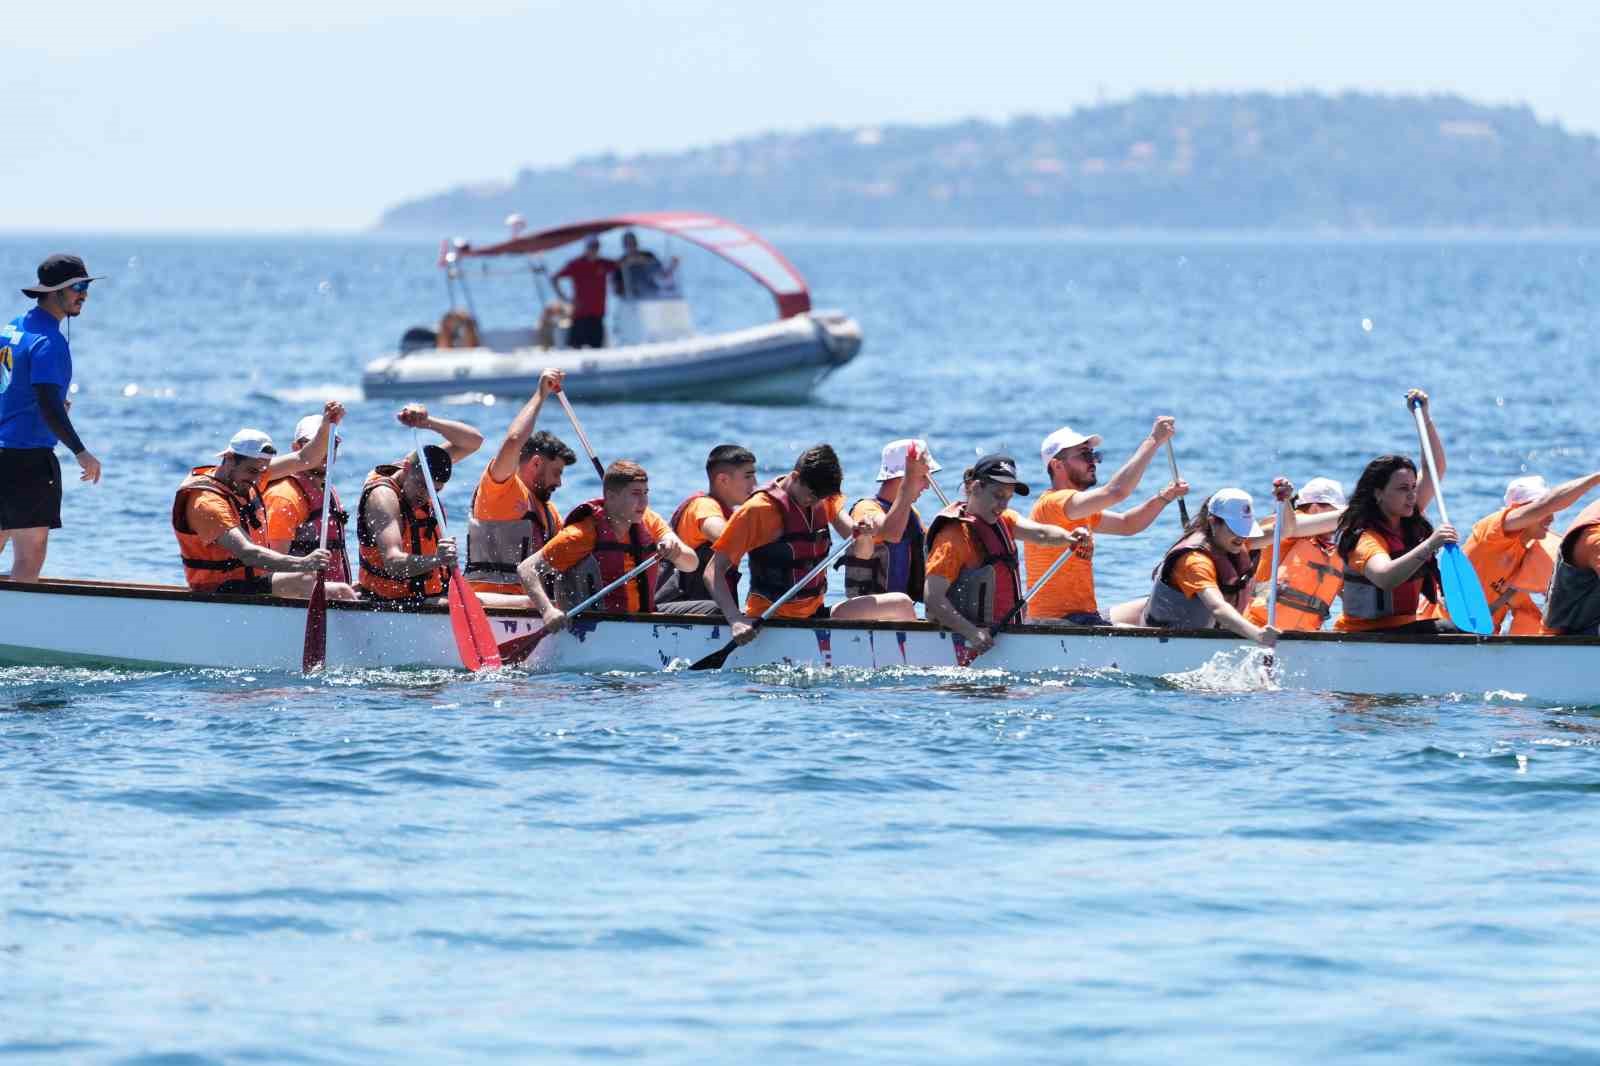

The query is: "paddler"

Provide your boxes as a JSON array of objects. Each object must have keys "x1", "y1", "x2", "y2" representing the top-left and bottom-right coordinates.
[
  {"x1": 262, "y1": 408, "x2": 351, "y2": 583},
  {"x1": 1133, "y1": 483, "x2": 1329, "y2": 646},
  {"x1": 172, "y1": 414, "x2": 357, "y2": 600},
  {"x1": 1026, "y1": 418, "x2": 1188, "y2": 626},
  {"x1": 463, "y1": 369, "x2": 577, "y2": 596},
  {"x1": 1543, "y1": 493, "x2": 1600, "y2": 636},
  {"x1": 356, "y1": 405, "x2": 518, "y2": 607},
  {"x1": 922, "y1": 454, "x2": 1089, "y2": 655},
  {"x1": 1243, "y1": 476, "x2": 1348, "y2": 631},
  {"x1": 1461, "y1": 470, "x2": 1600, "y2": 634},
  {"x1": 516, "y1": 460, "x2": 697, "y2": 630},
  {"x1": 653, "y1": 443, "x2": 759, "y2": 615},
  {"x1": 838, "y1": 439, "x2": 936, "y2": 604},
  {"x1": 706, "y1": 443, "x2": 919, "y2": 645},
  {"x1": 1331, "y1": 390, "x2": 1461, "y2": 635}
]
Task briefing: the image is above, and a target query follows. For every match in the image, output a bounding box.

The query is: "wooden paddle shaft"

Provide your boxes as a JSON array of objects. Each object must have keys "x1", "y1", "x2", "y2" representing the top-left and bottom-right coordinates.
[{"x1": 556, "y1": 390, "x2": 606, "y2": 481}]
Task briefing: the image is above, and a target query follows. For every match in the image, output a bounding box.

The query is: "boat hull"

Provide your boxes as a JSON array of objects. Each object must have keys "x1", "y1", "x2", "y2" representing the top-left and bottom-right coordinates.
[
  {"x1": 361, "y1": 312, "x2": 861, "y2": 403},
  {"x1": 3, "y1": 579, "x2": 1597, "y2": 703}
]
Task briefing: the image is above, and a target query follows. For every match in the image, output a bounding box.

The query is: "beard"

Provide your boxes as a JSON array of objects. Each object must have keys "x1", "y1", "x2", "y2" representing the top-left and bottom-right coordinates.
[
  {"x1": 1071, "y1": 468, "x2": 1098, "y2": 490},
  {"x1": 532, "y1": 484, "x2": 555, "y2": 502}
]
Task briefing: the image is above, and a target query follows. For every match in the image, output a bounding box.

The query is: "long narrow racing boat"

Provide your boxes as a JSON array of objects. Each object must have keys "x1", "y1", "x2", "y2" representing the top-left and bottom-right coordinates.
[{"x1": 3, "y1": 578, "x2": 1597, "y2": 702}]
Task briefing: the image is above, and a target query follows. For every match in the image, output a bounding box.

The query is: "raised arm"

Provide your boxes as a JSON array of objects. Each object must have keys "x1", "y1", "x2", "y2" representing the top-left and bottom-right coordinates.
[
  {"x1": 1504, "y1": 472, "x2": 1600, "y2": 533},
  {"x1": 1060, "y1": 417, "x2": 1175, "y2": 520},
  {"x1": 486, "y1": 369, "x2": 563, "y2": 482},
  {"x1": 266, "y1": 400, "x2": 345, "y2": 480},
  {"x1": 397, "y1": 403, "x2": 483, "y2": 462},
  {"x1": 1097, "y1": 479, "x2": 1188, "y2": 535},
  {"x1": 1408, "y1": 389, "x2": 1445, "y2": 517}
]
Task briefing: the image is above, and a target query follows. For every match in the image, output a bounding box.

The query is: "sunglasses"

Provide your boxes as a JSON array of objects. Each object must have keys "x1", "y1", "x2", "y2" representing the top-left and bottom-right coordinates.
[
  {"x1": 1060, "y1": 449, "x2": 1103, "y2": 463},
  {"x1": 67, "y1": 281, "x2": 91, "y2": 294}
]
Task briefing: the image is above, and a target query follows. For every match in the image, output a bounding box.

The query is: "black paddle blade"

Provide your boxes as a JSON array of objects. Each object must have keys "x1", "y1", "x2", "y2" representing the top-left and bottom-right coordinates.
[
  {"x1": 497, "y1": 626, "x2": 550, "y2": 667},
  {"x1": 689, "y1": 639, "x2": 738, "y2": 672}
]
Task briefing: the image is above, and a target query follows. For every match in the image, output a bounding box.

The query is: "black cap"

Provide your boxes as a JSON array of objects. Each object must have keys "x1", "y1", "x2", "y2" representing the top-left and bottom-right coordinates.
[
  {"x1": 22, "y1": 254, "x2": 104, "y2": 298},
  {"x1": 970, "y1": 453, "x2": 1030, "y2": 496},
  {"x1": 416, "y1": 444, "x2": 453, "y2": 484}
]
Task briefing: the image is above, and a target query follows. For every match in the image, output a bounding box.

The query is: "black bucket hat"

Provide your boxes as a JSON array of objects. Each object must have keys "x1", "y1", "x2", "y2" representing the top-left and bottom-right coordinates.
[{"x1": 22, "y1": 254, "x2": 105, "y2": 298}]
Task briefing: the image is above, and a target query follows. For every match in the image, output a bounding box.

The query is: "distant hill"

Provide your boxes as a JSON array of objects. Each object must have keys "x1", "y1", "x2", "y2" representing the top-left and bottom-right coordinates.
[{"x1": 378, "y1": 92, "x2": 1600, "y2": 233}]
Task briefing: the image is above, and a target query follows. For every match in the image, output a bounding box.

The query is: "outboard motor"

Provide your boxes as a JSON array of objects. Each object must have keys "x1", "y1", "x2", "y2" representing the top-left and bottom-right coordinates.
[{"x1": 399, "y1": 326, "x2": 438, "y2": 354}]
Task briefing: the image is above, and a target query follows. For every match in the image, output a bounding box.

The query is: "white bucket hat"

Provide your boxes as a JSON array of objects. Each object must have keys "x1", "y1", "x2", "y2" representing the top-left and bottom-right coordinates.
[
  {"x1": 1296, "y1": 477, "x2": 1347, "y2": 509},
  {"x1": 876, "y1": 438, "x2": 942, "y2": 481},
  {"x1": 1209, "y1": 488, "x2": 1263, "y2": 538},
  {"x1": 1504, "y1": 475, "x2": 1548, "y2": 508}
]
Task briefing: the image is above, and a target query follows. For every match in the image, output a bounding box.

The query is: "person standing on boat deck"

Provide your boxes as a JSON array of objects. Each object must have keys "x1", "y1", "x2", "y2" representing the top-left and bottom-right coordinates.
[
  {"x1": 357, "y1": 405, "x2": 523, "y2": 608},
  {"x1": 1135, "y1": 482, "x2": 1334, "y2": 646},
  {"x1": 1462, "y1": 471, "x2": 1600, "y2": 634},
  {"x1": 1243, "y1": 476, "x2": 1348, "y2": 632},
  {"x1": 263, "y1": 407, "x2": 352, "y2": 584},
  {"x1": 707, "y1": 444, "x2": 919, "y2": 645},
  {"x1": 551, "y1": 237, "x2": 617, "y2": 349},
  {"x1": 654, "y1": 443, "x2": 759, "y2": 615},
  {"x1": 1332, "y1": 390, "x2": 1461, "y2": 636},
  {"x1": 923, "y1": 456, "x2": 1089, "y2": 654},
  {"x1": 1542, "y1": 495, "x2": 1600, "y2": 636},
  {"x1": 613, "y1": 231, "x2": 679, "y2": 298},
  {"x1": 1026, "y1": 418, "x2": 1188, "y2": 627},
  {"x1": 172, "y1": 421, "x2": 357, "y2": 600},
  {"x1": 838, "y1": 439, "x2": 936, "y2": 604},
  {"x1": 516, "y1": 460, "x2": 697, "y2": 631},
  {"x1": 464, "y1": 369, "x2": 575, "y2": 596},
  {"x1": 0, "y1": 255, "x2": 105, "y2": 582}
]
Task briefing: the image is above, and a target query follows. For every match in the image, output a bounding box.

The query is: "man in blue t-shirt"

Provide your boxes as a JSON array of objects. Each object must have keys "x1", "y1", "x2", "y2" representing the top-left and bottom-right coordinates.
[{"x1": 0, "y1": 254, "x2": 104, "y2": 581}]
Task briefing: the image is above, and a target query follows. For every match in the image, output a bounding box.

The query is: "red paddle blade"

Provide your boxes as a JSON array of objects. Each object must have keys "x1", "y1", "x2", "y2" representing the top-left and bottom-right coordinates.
[
  {"x1": 447, "y1": 568, "x2": 502, "y2": 671},
  {"x1": 301, "y1": 575, "x2": 328, "y2": 674},
  {"x1": 497, "y1": 627, "x2": 549, "y2": 667}
]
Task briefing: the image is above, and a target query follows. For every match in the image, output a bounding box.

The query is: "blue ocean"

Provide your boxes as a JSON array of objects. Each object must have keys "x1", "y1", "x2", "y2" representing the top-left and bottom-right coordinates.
[{"x1": 3, "y1": 232, "x2": 1599, "y2": 1063}]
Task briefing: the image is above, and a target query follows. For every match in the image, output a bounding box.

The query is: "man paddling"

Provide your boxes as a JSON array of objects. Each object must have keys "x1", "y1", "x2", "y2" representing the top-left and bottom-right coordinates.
[
  {"x1": 357, "y1": 405, "x2": 523, "y2": 608},
  {"x1": 654, "y1": 443, "x2": 759, "y2": 615},
  {"x1": 172, "y1": 417, "x2": 357, "y2": 600},
  {"x1": 707, "y1": 443, "x2": 918, "y2": 645},
  {"x1": 839, "y1": 439, "x2": 936, "y2": 604},
  {"x1": 0, "y1": 255, "x2": 105, "y2": 581},
  {"x1": 1025, "y1": 419, "x2": 1188, "y2": 626},
  {"x1": 516, "y1": 460, "x2": 697, "y2": 630},
  {"x1": 1463, "y1": 471, "x2": 1600, "y2": 634},
  {"x1": 464, "y1": 369, "x2": 577, "y2": 596},
  {"x1": 263, "y1": 409, "x2": 351, "y2": 583},
  {"x1": 922, "y1": 454, "x2": 1089, "y2": 655}
]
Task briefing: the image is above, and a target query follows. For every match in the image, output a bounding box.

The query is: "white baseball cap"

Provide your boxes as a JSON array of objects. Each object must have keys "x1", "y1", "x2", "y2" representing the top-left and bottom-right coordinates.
[
  {"x1": 1504, "y1": 475, "x2": 1548, "y2": 508},
  {"x1": 220, "y1": 428, "x2": 277, "y2": 460},
  {"x1": 1296, "y1": 477, "x2": 1347, "y2": 509},
  {"x1": 1040, "y1": 426, "x2": 1103, "y2": 470},
  {"x1": 876, "y1": 438, "x2": 943, "y2": 481},
  {"x1": 293, "y1": 414, "x2": 343, "y2": 448},
  {"x1": 1209, "y1": 488, "x2": 1263, "y2": 538}
]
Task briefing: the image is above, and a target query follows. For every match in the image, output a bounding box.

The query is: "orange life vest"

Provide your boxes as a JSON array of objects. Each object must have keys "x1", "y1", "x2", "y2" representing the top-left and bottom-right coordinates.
[
  {"x1": 1498, "y1": 534, "x2": 1560, "y2": 635},
  {"x1": 1462, "y1": 509, "x2": 1558, "y2": 634},
  {"x1": 655, "y1": 491, "x2": 739, "y2": 604},
  {"x1": 925, "y1": 502, "x2": 1022, "y2": 625},
  {"x1": 557, "y1": 498, "x2": 660, "y2": 612},
  {"x1": 356, "y1": 463, "x2": 445, "y2": 601},
  {"x1": 1246, "y1": 536, "x2": 1344, "y2": 630},
  {"x1": 271, "y1": 472, "x2": 351, "y2": 584},
  {"x1": 746, "y1": 480, "x2": 832, "y2": 603},
  {"x1": 1144, "y1": 529, "x2": 1257, "y2": 629},
  {"x1": 172, "y1": 465, "x2": 268, "y2": 592}
]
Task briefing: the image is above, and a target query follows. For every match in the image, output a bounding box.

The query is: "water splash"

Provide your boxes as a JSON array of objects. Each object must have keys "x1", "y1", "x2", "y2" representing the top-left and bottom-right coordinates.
[{"x1": 1163, "y1": 646, "x2": 1278, "y2": 693}]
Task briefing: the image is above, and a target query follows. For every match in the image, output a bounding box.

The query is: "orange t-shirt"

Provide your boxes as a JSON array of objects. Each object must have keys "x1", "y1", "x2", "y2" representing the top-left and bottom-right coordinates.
[
  {"x1": 185, "y1": 473, "x2": 269, "y2": 546},
  {"x1": 926, "y1": 509, "x2": 1021, "y2": 583},
  {"x1": 713, "y1": 491, "x2": 843, "y2": 619},
  {"x1": 262, "y1": 479, "x2": 312, "y2": 545},
  {"x1": 675, "y1": 495, "x2": 728, "y2": 550},
  {"x1": 539, "y1": 507, "x2": 672, "y2": 613},
  {"x1": 1169, "y1": 551, "x2": 1219, "y2": 599},
  {"x1": 468, "y1": 468, "x2": 561, "y2": 593},
  {"x1": 1333, "y1": 530, "x2": 1421, "y2": 632},
  {"x1": 1464, "y1": 507, "x2": 1538, "y2": 628},
  {"x1": 1023, "y1": 489, "x2": 1104, "y2": 618}
]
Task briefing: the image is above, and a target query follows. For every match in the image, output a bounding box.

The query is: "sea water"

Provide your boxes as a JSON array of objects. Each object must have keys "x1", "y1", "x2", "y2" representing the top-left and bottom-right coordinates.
[{"x1": 2, "y1": 233, "x2": 1599, "y2": 1063}]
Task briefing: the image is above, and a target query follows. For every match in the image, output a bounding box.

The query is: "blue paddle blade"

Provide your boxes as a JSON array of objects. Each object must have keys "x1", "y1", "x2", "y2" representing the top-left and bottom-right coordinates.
[{"x1": 1437, "y1": 543, "x2": 1494, "y2": 635}]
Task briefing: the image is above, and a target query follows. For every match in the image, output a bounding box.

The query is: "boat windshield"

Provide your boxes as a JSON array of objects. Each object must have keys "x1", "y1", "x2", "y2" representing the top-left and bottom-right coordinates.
[{"x1": 615, "y1": 260, "x2": 682, "y2": 301}]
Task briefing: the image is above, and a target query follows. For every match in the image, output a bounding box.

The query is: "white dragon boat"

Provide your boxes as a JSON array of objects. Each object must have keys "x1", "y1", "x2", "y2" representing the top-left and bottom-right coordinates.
[
  {"x1": 361, "y1": 212, "x2": 862, "y2": 403},
  {"x1": 3, "y1": 579, "x2": 1597, "y2": 703}
]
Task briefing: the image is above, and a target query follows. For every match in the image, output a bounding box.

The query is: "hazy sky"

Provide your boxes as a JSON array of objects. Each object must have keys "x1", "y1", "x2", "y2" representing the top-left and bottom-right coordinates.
[{"x1": 6, "y1": 0, "x2": 1596, "y2": 232}]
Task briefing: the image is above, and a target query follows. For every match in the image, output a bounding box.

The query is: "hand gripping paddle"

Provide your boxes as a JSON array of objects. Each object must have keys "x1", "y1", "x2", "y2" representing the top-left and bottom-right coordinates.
[{"x1": 414, "y1": 429, "x2": 502, "y2": 669}]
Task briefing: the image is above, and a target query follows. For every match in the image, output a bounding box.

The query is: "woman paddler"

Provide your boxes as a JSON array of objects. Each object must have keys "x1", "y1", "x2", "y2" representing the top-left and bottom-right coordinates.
[
  {"x1": 1332, "y1": 390, "x2": 1461, "y2": 636},
  {"x1": 1133, "y1": 485, "x2": 1293, "y2": 647}
]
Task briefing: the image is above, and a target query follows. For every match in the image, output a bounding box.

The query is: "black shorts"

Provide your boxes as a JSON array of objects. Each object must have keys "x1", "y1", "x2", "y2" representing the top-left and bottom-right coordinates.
[
  {"x1": 213, "y1": 576, "x2": 273, "y2": 596},
  {"x1": 567, "y1": 316, "x2": 605, "y2": 349},
  {"x1": 0, "y1": 448, "x2": 63, "y2": 531}
]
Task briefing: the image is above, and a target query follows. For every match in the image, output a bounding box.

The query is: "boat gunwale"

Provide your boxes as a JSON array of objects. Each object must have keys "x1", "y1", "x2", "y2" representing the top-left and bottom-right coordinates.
[{"x1": 7, "y1": 578, "x2": 1599, "y2": 649}]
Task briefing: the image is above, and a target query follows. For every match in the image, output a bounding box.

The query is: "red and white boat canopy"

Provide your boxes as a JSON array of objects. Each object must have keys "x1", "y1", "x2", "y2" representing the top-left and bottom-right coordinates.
[{"x1": 455, "y1": 211, "x2": 812, "y2": 319}]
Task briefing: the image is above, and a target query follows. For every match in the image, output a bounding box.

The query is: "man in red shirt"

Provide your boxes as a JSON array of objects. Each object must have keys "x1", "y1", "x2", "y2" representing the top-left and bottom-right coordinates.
[{"x1": 552, "y1": 237, "x2": 617, "y2": 349}]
